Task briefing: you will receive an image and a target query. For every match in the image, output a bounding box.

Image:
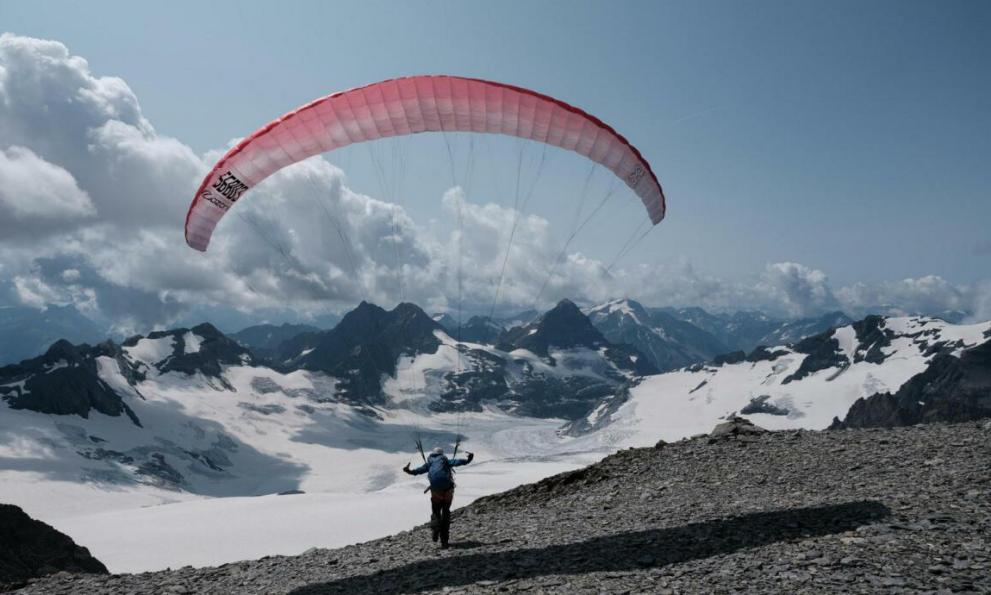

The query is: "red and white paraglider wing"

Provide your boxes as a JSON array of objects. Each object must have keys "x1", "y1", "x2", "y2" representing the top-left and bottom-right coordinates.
[{"x1": 185, "y1": 76, "x2": 665, "y2": 252}]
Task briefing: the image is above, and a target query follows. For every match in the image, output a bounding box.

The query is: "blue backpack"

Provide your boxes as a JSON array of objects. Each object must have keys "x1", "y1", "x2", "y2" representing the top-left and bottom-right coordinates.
[{"x1": 427, "y1": 455, "x2": 454, "y2": 490}]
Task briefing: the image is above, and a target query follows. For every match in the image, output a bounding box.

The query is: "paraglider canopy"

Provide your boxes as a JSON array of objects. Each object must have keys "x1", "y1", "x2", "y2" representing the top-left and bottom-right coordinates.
[{"x1": 184, "y1": 75, "x2": 665, "y2": 252}]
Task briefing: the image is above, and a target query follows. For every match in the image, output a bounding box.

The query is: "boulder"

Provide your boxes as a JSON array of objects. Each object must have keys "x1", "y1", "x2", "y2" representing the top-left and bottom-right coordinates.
[{"x1": 708, "y1": 416, "x2": 768, "y2": 443}]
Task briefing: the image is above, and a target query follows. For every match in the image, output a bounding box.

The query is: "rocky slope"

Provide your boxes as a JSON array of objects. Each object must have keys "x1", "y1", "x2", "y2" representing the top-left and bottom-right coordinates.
[
  {"x1": 16, "y1": 420, "x2": 991, "y2": 594},
  {"x1": 0, "y1": 504, "x2": 107, "y2": 591}
]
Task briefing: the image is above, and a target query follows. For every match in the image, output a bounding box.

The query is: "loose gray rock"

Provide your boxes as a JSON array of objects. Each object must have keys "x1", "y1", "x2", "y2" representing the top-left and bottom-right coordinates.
[{"x1": 15, "y1": 422, "x2": 991, "y2": 595}]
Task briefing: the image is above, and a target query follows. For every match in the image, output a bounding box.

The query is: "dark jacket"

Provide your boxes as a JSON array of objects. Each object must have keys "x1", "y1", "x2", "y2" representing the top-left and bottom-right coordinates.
[{"x1": 408, "y1": 453, "x2": 472, "y2": 490}]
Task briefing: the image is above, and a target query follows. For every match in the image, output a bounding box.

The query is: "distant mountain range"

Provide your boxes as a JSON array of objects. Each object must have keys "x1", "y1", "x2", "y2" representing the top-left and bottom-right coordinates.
[
  {"x1": 655, "y1": 306, "x2": 855, "y2": 354},
  {"x1": 230, "y1": 323, "x2": 320, "y2": 358},
  {"x1": 1, "y1": 295, "x2": 989, "y2": 501},
  {"x1": 586, "y1": 299, "x2": 728, "y2": 372}
]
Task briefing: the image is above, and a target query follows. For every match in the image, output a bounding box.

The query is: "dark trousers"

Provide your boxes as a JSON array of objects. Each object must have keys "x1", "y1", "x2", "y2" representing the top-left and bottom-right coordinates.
[{"x1": 430, "y1": 489, "x2": 454, "y2": 545}]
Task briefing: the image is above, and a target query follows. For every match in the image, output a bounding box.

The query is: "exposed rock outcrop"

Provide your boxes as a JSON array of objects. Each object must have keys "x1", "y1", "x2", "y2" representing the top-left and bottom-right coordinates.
[
  {"x1": 831, "y1": 338, "x2": 991, "y2": 429},
  {"x1": 782, "y1": 331, "x2": 847, "y2": 384},
  {"x1": 277, "y1": 302, "x2": 443, "y2": 405},
  {"x1": 0, "y1": 504, "x2": 107, "y2": 591},
  {"x1": 0, "y1": 340, "x2": 142, "y2": 426}
]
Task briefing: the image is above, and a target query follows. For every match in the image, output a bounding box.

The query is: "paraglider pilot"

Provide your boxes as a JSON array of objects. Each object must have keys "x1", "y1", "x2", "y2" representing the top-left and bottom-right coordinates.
[{"x1": 403, "y1": 447, "x2": 474, "y2": 548}]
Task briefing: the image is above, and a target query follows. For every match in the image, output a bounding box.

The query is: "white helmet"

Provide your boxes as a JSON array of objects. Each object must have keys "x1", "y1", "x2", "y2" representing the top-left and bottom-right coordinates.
[{"x1": 431, "y1": 447, "x2": 444, "y2": 456}]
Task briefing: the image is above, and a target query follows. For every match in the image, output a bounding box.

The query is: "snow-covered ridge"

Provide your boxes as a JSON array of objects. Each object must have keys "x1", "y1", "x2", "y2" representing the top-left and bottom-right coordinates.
[
  {"x1": 586, "y1": 298, "x2": 646, "y2": 325},
  {"x1": 574, "y1": 315, "x2": 991, "y2": 443}
]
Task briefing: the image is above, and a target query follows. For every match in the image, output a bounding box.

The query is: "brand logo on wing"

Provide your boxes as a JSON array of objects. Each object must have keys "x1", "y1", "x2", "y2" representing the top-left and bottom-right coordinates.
[
  {"x1": 200, "y1": 171, "x2": 250, "y2": 211},
  {"x1": 626, "y1": 165, "x2": 645, "y2": 188},
  {"x1": 212, "y1": 171, "x2": 250, "y2": 202}
]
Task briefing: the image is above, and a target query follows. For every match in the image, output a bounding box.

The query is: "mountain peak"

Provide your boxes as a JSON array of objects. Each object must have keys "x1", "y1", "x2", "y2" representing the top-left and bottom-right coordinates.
[
  {"x1": 391, "y1": 302, "x2": 433, "y2": 321},
  {"x1": 43, "y1": 338, "x2": 83, "y2": 361},
  {"x1": 190, "y1": 322, "x2": 224, "y2": 339},
  {"x1": 542, "y1": 299, "x2": 588, "y2": 323},
  {"x1": 277, "y1": 301, "x2": 443, "y2": 404},
  {"x1": 498, "y1": 299, "x2": 606, "y2": 356},
  {"x1": 586, "y1": 298, "x2": 649, "y2": 325}
]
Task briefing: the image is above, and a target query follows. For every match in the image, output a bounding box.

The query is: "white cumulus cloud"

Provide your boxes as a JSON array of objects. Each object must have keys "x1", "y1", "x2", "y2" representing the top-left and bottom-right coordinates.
[
  {"x1": 0, "y1": 33, "x2": 988, "y2": 330},
  {"x1": 0, "y1": 146, "x2": 95, "y2": 234}
]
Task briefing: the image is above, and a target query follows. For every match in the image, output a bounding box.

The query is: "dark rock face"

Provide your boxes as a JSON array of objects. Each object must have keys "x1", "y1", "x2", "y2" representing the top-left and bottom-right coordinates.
[
  {"x1": 560, "y1": 381, "x2": 642, "y2": 437},
  {"x1": 507, "y1": 375, "x2": 618, "y2": 419},
  {"x1": 429, "y1": 348, "x2": 508, "y2": 414},
  {"x1": 745, "y1": 346, "x2": 789, "y2": 362},
  {"x1": 0, "y1": 504, "x2": 107, "y2": 590},
  {"x1": 782, "y1": 331, "x2": 847, "y2": 384},
  {"x1": 832, "y1": 339, "x2": 991, "y2": 429},
  {"x1": 421, "y1": 302, "x2": 655, "y2": 419},
  {"x1": 740, "y1": 395, "x2": 790, "y2": 416},
  {"x1": 151, "y1": 323, "x2": 254, "y2": 378},
  {"x1": 0, "y1": 340, "x2": 142, "y2": 426},
  {"x1": 498, "y1": 299, "x2": 607, "y2": 357},
  {"x1": 712, "y1": 351, "x2": 746, "y2": 366},
  {"x1": 0, "y1": 323, "x2": 256, "y2": 426},
  {"x1": 278, "y1": 302, "x2": 443, "y2": 405},
  {"x1": 851, "y1": 315, "x2": 893, "y2": 364}
]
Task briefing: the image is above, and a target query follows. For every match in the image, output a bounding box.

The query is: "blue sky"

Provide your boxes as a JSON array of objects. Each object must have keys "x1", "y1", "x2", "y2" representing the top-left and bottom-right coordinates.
[{"x1": 0, "y1": 1, "x2": 989, "y2": 327}]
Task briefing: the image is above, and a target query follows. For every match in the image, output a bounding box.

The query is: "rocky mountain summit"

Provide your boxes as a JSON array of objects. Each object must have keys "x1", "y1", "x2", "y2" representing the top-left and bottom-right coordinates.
[
  {"x1": 498, "y1": 299, "x2": 655, "y2": 375},
  {"x1": 0, "y1": 338, "x2": 142, "y2": 425},
  {"x1": 274, "y1": 301, "x2": 444, "y2": 405},
  {"x1": 0, "y1": 323, "x2": 252, "y2": 427},
  {"x1": 16, "y1": 420, "x2": 990, "y2": 594}
]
